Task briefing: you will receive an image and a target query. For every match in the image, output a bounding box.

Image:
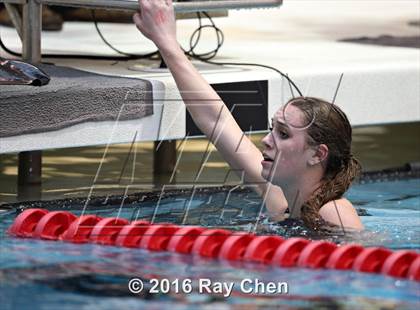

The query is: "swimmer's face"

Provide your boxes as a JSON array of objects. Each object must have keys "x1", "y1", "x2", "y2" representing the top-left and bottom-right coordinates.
[{"x1": 261, "y1": 104, "x2": 318, "y2": 185}]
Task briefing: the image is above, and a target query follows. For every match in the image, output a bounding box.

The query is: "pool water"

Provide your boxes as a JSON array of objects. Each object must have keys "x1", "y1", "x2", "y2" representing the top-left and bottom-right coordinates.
[{"x1": 0, "y1": 178, "x2": 419, "y2": 309}]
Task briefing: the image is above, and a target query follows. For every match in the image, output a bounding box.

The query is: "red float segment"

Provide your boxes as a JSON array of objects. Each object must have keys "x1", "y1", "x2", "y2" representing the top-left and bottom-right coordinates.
[
  {"x1": 407, "y1": 256, "x2": 420, "y2": 281},
  {"x1": 33, "y1": 211, "x2": 77, "y2": 240},
  {"x1": 167, "y1": 226, "x2": 206, "y2": 254},
  {"x1": 381, "y1": 250, "x2": 419, "y2": 278},
  {"x1": 297, "y1": 241, "x2": 337, "y2": 269},
  {"x1": 271, "y1": 237, "x2": 311, "y2": 267},
  {"x1": 326, "y1": 244, "x2": 364, "y2": 270},
  {"x1": 115, "y1": 220, "x2": 151, "y2": 248},
  {"x1": 139, "y1": 224, "x2": 180, "y2": 251},
  {"x1": 192, "y1": 229, "x2": 232, "y2": 258},
  {"x1": 353, "y1": 247, "x2": 392, "y2": 273},
  {"x1": 8, "y1": 208, "x2": 420, "y2": 282},
  {"x1": 60, "y1": 215, "x2": 103, "y2": 243},
  {"x1": 219, "y1": 233, "x2": 256, "y2": 261},
  {"x1": 89, "y1": 217, "x2": 129, "y2": 245},
  {"x1": 8, "y1": 208, "x2": 49, "y2": 237},
  {"x1": 243, "y1": 235, "x2": 284, "y2": 264}
]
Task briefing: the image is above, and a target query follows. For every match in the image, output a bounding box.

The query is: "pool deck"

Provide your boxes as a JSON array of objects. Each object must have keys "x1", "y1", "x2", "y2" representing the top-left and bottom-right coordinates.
[
  {"x1": 0, "y1": 0, "x2": 419, "y2": 153},
  {"x1": 0, "y1": 1, "x2": 419, "y2": 203}
]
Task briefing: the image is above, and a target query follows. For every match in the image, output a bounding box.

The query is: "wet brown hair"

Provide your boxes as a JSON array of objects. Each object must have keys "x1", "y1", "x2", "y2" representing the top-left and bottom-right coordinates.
[{"x1": 287, "y1": 97, "x2": 362, "y2": 229}]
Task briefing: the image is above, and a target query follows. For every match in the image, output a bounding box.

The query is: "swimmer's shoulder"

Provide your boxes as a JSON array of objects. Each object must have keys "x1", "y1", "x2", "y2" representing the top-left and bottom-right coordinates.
[{"x1": 319, "y1": 198, "x2": 364, "y2": 230}]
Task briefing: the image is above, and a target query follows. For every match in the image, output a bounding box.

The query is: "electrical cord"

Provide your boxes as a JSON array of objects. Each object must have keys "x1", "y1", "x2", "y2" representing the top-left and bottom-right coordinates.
[
  {"x1": 198, "y1": 58, "x2": 303, "y2": 97},
  {"x1": 0, "y1": 30, "x2": 158, "y2": 60},
  {"x1": 0, "y1": 9, "x2": 302, "y2": 95},
  {"x1": 0, "y1": 29, "x2": 20, "y2": 58},
  {"x1": 0, "y1": 10, "x2": 159, "y2": 60},
  {"x1": 91, "y1": 10, "x2": 159, "y2": 59},
  {"x1": 181, "y1": 12, "x2": 303, "y2": 96},
  {"x1": 184, "y1": 12, "x2": 224, "y2": 61}
]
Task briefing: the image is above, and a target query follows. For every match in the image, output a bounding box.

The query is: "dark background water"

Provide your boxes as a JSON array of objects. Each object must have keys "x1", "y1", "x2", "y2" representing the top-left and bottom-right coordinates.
[{"x1": 0, "y1": 122, "x2": 419, "y2": 205}]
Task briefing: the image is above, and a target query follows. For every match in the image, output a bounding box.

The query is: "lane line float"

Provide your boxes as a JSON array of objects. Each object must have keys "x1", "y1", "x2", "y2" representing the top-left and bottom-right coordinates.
[{"x1": 8, "y1": 209, "x2": 420, "y2": 281}]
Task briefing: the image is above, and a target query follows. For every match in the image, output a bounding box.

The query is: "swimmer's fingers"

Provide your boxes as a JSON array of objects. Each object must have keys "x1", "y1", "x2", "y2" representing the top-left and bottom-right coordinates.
[
  {"x1": 132, "y1": 12, "x2": 143, "y2": 32},
  {"x1": 137, "y1": 0, "x2": 171, "y2": 11},
  {"x1": 134, "y1": 0, "x2": 177, "y2": 48}
]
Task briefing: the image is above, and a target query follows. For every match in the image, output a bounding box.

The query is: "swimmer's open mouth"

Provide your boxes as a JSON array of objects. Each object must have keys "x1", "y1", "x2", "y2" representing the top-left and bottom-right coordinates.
[{"x1": 262, "y1": 153, "x2": 274, "y2": 162}]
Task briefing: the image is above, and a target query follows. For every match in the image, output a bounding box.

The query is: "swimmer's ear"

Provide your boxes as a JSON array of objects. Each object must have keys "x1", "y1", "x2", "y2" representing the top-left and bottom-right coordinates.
[{"x1": 308, "y1": 144, "x2": 329, "y2": 166}]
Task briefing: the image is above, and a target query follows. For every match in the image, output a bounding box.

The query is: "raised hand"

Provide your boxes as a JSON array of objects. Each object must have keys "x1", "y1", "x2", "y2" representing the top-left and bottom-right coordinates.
[{"x1": 133, "y1": 0, "x2": 177, "y2": 51}]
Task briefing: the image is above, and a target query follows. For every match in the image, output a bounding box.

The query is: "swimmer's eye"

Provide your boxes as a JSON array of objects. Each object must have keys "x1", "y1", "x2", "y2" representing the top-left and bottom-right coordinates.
[
  {"x1": 269, "y1": 124, "x2": 289, "y2": 139},
  {"x1": 279, "y1": 130, "x2": 289, "y2": 139},
  {"x1": 268, "y1": 127, "x2": 289, "y2": 139}
]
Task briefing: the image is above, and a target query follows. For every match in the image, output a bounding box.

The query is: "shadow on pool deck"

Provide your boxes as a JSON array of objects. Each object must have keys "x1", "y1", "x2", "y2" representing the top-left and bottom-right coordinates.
[{"x1": 0, "y1": 122, "x2": 419, "y2": 204}]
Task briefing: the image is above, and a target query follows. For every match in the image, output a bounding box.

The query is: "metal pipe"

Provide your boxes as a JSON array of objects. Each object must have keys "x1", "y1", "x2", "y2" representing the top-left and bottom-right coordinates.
[
  {"x1": 17, "y1": 151, "x2": 42, "y2": 201},
  {"x1": 0, "y1": 0, "x2": 26, "y2": 4},
  {"x1": 19, "y1": 0, "x2": 43, "y2": 201},
  {"x1": 153, "y1": 140, "x2": 177, "y2": 186},
  {"x1": 4, "y1": 3, "x2": 23, "y2": 40},
  {"x1": 22, "y1": 0, "x2": 41, "y2": 63},
  {"x1": 39, "y1": 0, "x2": 282, "y2": 12}
]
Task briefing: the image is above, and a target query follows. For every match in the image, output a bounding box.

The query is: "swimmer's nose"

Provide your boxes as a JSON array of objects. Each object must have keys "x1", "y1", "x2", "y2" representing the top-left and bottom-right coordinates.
[{"x1": 261, "y1": 132, "x2": 274, "y2": 149}]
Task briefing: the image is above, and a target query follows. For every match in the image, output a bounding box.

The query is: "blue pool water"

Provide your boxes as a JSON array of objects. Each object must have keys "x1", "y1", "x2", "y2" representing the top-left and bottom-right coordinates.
[{"x1": 0, "y1": 178, "x2": 419, "y2": 309}]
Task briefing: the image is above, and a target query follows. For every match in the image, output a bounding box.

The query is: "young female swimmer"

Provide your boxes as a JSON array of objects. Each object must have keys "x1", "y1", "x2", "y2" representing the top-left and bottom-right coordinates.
[{"x1": 133, "y1": 0, "x2": 364, "y2": 230}]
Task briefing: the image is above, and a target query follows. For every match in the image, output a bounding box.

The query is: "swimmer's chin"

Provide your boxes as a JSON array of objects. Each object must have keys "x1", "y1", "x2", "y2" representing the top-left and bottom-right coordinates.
[{"x1": 260, "y1": 167, "x2": 270, "y2": 182}]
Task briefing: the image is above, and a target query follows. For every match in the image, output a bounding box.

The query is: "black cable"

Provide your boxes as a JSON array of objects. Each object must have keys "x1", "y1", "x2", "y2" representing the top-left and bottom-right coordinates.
[
  {"x1": 0, "y1": 11, "x2": 159, "y2": 60},
  {"x1": 191, "y1": 58, "x2": 303, "y2": 97},
  {"x1": 181, "y1": 12, "x2": 303, "y2": 96},
  {"x1": 0, "y1": 31, "x2": 157, "y2": 60},
  {"x1": 1, "y1": 9, "x2": 302, "y2": 95},
  {"x1": 91, "y1": 10, "x2": 158, "y2": 59},
  {"x1": 184, "y1": 12, "x2": 224, "y2": 61},
  {"x1": 187, "y1": 12, "x2": 203, "y2": 54},
  {"x1": 0, "y1": 29, "x2": 20, "y2": 57}
]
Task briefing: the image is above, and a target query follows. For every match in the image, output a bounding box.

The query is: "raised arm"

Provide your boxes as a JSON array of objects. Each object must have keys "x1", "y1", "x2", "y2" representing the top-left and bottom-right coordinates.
[{"x1": 133, "y1": 0, "x2": 288, "y2": 219}]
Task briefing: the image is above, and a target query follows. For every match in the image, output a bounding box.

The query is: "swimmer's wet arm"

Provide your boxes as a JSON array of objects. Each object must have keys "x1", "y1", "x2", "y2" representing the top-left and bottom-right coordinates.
[
  {"x1": 133, "y1": 0, "x2": 264, "y2": 183},
  {"x1": 158, "y1": 47, "x2": 288, "y2": 220},
  {"x1": 133, "y1": 0, "x2": 288, "y2": 219}
]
